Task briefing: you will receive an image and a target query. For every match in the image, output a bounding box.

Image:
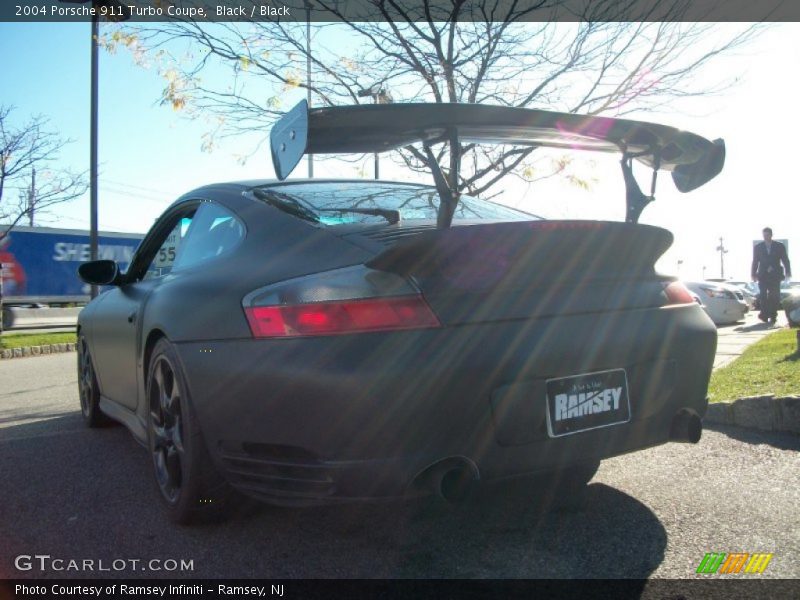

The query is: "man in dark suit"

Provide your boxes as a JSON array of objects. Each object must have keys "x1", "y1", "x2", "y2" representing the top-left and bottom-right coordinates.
[{"x1": 751, "y1": 227, "x2": 792, "y2": 325}]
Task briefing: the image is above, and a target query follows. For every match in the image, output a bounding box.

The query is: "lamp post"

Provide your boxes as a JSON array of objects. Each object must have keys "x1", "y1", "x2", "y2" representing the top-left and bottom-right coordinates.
[
  {"x1": 716, "y1": 237, "x2": 728, "y2": 280},
  {"x1": 357, "y1": 85, "x2": 391, "y2": 179}
]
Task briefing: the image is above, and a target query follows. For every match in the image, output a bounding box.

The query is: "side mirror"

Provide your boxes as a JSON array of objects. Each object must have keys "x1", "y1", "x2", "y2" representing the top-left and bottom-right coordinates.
[{"x1": 78, "y1": 260, "x2": 121, "y2": 286}]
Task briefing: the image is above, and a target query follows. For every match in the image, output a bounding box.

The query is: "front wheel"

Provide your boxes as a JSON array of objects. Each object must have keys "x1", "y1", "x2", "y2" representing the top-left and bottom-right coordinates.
[{"x1": 146, "y1": 338, "x2": 232, "y2": 524}]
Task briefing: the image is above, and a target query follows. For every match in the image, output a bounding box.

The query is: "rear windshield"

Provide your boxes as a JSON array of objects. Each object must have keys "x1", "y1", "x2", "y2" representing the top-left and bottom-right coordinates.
[{"x1": 254, "y1": 181, "x2": 538, "y2": 225}]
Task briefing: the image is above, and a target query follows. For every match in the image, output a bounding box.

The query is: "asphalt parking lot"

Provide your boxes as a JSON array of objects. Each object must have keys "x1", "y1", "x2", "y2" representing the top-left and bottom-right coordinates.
[{"x1": 0, "y1": 352, "x2": 798, "y2": 580}]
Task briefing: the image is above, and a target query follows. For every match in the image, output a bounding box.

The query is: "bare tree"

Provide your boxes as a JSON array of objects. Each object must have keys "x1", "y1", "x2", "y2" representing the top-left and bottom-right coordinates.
[
  {"x1": 107, "y1": 1, "x2": 762, "y2": 217},
  {"x1": 0, "y1": 106, "x2": 89, "y2": 241}
]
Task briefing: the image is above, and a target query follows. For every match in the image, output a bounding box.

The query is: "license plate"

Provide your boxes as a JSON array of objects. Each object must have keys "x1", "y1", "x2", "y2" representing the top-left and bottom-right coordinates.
[{"x1": 545, "y1": 369, "x2": 631, "y2": 437}]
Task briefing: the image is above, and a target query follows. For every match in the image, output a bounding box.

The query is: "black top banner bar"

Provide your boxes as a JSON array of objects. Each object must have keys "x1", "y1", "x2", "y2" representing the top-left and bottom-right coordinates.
[{"x1": 1, "y1": 0, "x2": 797, "y2": 23}]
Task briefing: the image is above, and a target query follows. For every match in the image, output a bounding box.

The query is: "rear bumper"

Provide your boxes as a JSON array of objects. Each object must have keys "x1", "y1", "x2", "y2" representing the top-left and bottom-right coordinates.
[{"x1": 175, "y1": 304, "x2": 716, "y2": 504}]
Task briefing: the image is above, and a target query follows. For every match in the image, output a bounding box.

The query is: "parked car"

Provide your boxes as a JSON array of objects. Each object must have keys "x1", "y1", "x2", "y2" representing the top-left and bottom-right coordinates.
[
  {"x1": 780, "y1": 281, "x2": 800, "y2": 302},
  {"x1": 782, "y1": 285, "x2": 800, "y2": 326},
  {"x1": 738, "y1": 281, "x2": 763, "y2": 311},
  {"x1": 684, "y1": 281, "x2": 749, "y2": 325},
  {"x1": 76, "y1": 102, "x2": 723, "y2": 523},
  {"x1": 725, "y1": 280, "x2": 758, "y2": 309}
]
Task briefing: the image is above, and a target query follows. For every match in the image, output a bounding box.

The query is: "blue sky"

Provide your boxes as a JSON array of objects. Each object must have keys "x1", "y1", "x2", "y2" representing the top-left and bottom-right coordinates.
[
  {"x1": 2, "y1": 23, "x2": 272, "y2": 227},
  {"x1": 1, "y1": 21, "x2": 798, "y2": 281}
]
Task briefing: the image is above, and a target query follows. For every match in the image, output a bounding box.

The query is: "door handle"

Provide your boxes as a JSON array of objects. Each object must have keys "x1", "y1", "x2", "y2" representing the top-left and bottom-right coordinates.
[{"x1": 127, "y1": 311, "x2": 137, "y2": 324}]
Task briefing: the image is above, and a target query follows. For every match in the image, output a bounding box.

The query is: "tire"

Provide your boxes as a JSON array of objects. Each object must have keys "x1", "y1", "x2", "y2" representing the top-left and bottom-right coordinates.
[
  {"x1": 146, "y1": 338, "x2": 233, "y2": 524},
  {"x1": 77, "y1": 334, "x2": 112, "y2": 428}
]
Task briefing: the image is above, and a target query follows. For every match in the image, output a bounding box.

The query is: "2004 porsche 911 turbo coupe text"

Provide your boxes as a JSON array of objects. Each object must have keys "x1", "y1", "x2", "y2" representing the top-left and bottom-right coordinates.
[{"x1": 77, "y1": 102, "x2": 723, "y2": 523}]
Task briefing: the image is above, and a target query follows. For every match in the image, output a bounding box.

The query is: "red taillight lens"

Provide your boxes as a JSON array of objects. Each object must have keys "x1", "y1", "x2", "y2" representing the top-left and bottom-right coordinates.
[
  {"x1": 245, "y1": 296, "x2": 441, "y2": 338},
  {"x1": 662, "y1": 281, "x2": 695, "y2": 305}
]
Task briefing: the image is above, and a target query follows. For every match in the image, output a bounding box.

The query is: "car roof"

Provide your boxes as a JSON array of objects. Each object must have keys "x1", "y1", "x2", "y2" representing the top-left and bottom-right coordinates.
[
  {"x1": 176, "y1": 178, "x2": 436, "y2": 202},
  {"x1": 167, "y1": 179, "x2": 452, "y2": 216},
  {"x1": 192, "y1": 178, "x2": 433, "y2": 191}
]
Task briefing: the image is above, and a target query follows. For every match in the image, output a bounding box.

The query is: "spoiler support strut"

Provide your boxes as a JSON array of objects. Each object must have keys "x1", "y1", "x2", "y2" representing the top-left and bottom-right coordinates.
[{"x1": 622, "y1": 151, "x2": 661, "y2": 224}]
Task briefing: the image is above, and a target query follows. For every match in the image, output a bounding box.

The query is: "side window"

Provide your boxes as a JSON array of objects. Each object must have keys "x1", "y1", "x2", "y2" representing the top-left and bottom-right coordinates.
[
  {"x1": 172, "y1": 202, "x2": 244, "y2": 271},
  {"x1": 143, "y1": 215, "x2": 194, "y2": 280}
]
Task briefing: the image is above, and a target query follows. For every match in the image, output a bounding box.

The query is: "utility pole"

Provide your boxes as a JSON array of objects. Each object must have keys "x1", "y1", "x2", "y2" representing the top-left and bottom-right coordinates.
[
  {"x1": 357, "y1": 85, "x2": 391, "y2": 179},
  {"x1": 716, "y1": 237, "x2": 728, "y2": 279},
  {"x1": 369, "y1": 87, "x2": 380, "y2": 180},
  {"x1": 305, "y1": 1, "x2": 313, "y2": 179},
  {"x1": 89, "y1": 11, "x2": 99, "y2": 298},
  {"x1": 28, "y1": 167, "x2": 36, "y2": 226}
]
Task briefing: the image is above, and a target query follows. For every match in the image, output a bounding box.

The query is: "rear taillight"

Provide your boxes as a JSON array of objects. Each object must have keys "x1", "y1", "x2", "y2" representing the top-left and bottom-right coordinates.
[
  {"x1": 243, "y1": 265, "x2": 441, "y2": 338},
  {"x1": 245, "y1": 296, "x2": 440, "y2": 337},
  {"x1": 662, "y1": 281, "x2": 695, "y2": 306}
]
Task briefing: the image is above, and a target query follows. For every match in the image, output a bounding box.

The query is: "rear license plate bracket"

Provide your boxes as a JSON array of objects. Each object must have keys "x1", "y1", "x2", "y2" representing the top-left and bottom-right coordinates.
[{"x1": 545, "y1": 368, "x2": 631, "y2": 437}]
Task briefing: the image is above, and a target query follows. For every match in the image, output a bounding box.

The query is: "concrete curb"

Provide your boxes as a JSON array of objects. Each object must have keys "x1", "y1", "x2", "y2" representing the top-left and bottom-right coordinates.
[
  {"x1": 705, "y1": 395, "x2": 800, "y2": 434},
  {"x1": 0, "y1": 342, "x2": 76, "y2": 360}
]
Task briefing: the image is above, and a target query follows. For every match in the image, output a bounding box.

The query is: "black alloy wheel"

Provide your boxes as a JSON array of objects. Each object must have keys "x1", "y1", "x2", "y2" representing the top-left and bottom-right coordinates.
[{"x1": 149, "y1": 355, "x2": 185, "y2": 504}]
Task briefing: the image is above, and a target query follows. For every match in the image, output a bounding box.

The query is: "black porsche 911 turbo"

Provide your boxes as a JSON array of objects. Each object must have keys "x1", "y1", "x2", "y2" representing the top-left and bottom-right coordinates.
[{"x1": 77, "y1": 102, "x2": 722, "y2": 523}]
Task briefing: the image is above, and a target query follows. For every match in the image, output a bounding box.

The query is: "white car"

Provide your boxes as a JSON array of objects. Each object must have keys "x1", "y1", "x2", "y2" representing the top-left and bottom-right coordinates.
[
  {"x1": 726, "y1": 280, "x2": 758, "y2": 309},
  {"x1": 782, "y1": 285, "x2": 800, "y2": 327},
  {"x1": 684, "y1": 281, "x2": 749, "y2": 325}
]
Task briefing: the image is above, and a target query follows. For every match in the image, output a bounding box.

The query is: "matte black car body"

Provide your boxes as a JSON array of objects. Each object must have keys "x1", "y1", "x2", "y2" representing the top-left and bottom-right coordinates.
[{"x1": 78, "y1": 178, "x2": 716, "y2": 509}]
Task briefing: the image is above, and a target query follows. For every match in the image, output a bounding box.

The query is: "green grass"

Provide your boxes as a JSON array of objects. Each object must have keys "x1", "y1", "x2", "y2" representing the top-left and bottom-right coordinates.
[
  {"x1": 0, "y1": 332, "x2": 77, "y2": 350},
  {"x1": 708, "y1": 329, "x2": 800, "y2": 402}
]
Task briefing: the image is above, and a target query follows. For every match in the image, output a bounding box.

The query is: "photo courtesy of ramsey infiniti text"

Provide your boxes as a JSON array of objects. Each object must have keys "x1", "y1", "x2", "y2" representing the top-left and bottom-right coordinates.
[{"x1": 76, "y1": 102, "x2": 723, "y2": 523}]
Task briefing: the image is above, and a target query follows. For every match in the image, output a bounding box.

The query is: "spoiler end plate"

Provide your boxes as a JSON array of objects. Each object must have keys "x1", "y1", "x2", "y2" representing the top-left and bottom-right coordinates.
[{"x1": 270, "y1": 99, "x2": 309, "y2": 180}]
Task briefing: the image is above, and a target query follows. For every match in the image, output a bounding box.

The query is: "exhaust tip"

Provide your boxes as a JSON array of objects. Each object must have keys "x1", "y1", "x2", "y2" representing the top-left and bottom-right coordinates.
[
  {"x1": 670, "y1": 408, "x2": 703, "y2": 443},
  {"x1": 439, "y1": 468, "x2": 476, "y2": 504},
  {"x1": 412, "y1": 457, "x2": 479, "y2": 504}
]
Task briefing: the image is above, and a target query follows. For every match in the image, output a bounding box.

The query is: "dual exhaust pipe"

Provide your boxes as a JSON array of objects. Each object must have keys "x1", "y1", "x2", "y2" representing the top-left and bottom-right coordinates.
[
  {"x1": 415, "y1": 409, "x2": 701, "y2": 502},
  {"x1": 669, "y1": 408, "x2": 703, "y2": 443},
  {"x1": 415, "y1": 457, "x2": 480, "y2": 504}
]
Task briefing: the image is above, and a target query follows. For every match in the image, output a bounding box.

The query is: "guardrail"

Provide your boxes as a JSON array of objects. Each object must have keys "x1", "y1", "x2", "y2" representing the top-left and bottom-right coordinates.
[{"x1": 3, "y1": 306, "x2": 81, "y2": 329}]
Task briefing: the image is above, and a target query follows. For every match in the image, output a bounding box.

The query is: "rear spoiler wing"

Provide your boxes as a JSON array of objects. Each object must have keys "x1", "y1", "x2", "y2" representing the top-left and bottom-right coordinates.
[{"x1": 270, "y1": 101, "x2": 724, "y2": 224}]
